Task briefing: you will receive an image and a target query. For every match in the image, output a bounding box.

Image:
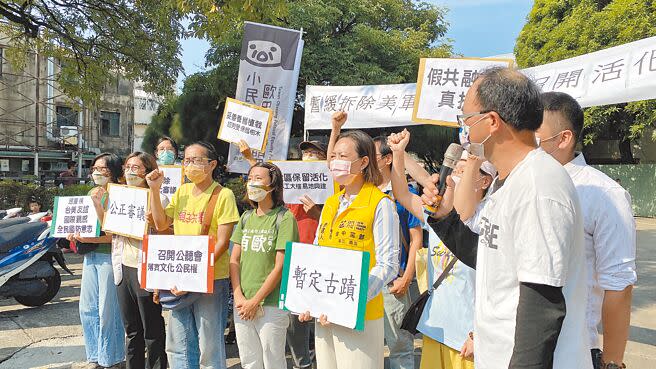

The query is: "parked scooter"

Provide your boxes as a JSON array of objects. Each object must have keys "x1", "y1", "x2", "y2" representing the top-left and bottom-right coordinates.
[{"x1": 0, "y1": 215, "x2": 72, "y2": 306}]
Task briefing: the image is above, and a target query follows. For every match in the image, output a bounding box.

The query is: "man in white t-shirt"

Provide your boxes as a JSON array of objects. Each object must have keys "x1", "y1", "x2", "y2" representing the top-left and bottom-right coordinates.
[
  {"x1": 420, "y1": 67, "x2": 592, "y2": 369},
  {"x1": 536, "y1": 91, "x2": 636, "y2": 369}
]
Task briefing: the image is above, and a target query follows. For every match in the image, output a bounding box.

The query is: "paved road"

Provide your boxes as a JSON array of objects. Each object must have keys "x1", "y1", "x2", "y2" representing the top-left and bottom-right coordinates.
[{"x1": 1, "y1": 218, "x2": 654, "y2": 369}]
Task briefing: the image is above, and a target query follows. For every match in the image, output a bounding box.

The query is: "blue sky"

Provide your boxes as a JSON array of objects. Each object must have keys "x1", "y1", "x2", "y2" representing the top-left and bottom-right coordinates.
[{"x1": 177, "y1": 0, "x2": 533, "y2": 88}]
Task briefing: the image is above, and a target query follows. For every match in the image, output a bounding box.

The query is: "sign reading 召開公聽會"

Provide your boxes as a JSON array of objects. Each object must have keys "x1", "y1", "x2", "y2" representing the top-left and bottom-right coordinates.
[
  {"x1": 140, "y1": 235, "x2": 214, "y2": 293},
  {"x1": 50, "y1": 196, "x2": 100, "y2": 238},
  {"x1": 279, "y1": 242, "x2": 370, "y2": 331},
  {"x1": 218, "y1": 98, "x2": 273, "y2": 152},
  {"x1": 271, "y1": 160, "x2": 335, "y2": 204},
  {"x1": 102, "y1": 183, "x2": 150, "y2": 240}
]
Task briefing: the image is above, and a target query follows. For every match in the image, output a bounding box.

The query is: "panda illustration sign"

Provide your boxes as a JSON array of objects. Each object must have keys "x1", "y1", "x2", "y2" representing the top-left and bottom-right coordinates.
[{"x1": 228, "y1": 22, "x2": 304, "y2": 173}]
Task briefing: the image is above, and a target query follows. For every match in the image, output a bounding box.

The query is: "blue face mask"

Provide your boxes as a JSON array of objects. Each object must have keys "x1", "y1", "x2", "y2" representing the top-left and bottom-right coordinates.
[{"x1": 157, "y1": 150, "x2": 176, "y2": 165}]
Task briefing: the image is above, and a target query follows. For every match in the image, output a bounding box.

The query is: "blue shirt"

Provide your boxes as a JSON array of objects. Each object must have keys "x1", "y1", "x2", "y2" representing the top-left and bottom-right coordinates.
[{"x1": 383, "y1": 184, "x2": 422, "y2": 273}]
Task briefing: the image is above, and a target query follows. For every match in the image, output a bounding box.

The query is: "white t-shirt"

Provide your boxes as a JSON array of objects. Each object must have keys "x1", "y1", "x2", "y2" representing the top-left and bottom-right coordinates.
[
  {"x1": 473, "y1": 149, "x2": 592, "y2": 369},
  {"x1": 564, "y1": 153, "x2": 637, "y2": 349}
]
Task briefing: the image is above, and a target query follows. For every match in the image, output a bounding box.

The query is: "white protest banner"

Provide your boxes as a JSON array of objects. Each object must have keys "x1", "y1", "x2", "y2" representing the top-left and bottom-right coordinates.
[
  {"x1": 279, "y1": 242, "x2": 370, "y2": 331},
  {"x1": 413, "y1": 58, "x2": 514, "y2": 126},
  {"x1": 159, "y1": 165, "x2": 184, "y2": 197},
  {"x1": 304, "y1": 84, "x2": 420, "y2": 130},
  {"x1": 102, "y1": 184, "x2": 150, "y2": 240},
  {"x1": 522, "y1": 35, "x2": 656, "y2": 108},
  {"x1": 218, "y1": 98, "x2": 273, "y2": 152},
  {"x1": 227, "y1": 22, "x2": 304, "y2": 174},
  {"x1": 271, "y1": 161, "x2": 335, "y2": 204},
  {"x1": 140, "y1": 235, "x2": 214, "y2": 293},
  {"x1": 50, "y1": 196, "x2": 100, "y2": 238}
]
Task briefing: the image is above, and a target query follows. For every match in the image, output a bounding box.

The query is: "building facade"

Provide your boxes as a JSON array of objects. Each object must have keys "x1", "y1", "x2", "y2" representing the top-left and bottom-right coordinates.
[{"x1": 0, "y1": 41, "x2": 135, "y2": 181}]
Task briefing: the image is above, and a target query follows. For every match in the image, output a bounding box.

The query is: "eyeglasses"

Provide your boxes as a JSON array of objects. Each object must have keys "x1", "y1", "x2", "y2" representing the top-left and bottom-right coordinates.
[
  {"x1": 91, "y1": 166, "x2": 110, "y2": 173},
  {"x1": 124, "y1": 165, "x2": 144, "y2": 172},
  {"x1": 182, "y1": 157, "x2": 212, "y2": 166},
  {"x1": 456, "y1": 111, "x2": 492, "y2": 127}
]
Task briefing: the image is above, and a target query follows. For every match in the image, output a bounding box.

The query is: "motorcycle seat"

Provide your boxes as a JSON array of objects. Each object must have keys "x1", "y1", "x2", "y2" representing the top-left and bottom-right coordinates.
[
  {"x1": 0, "y1": 222, "x2": 49, "y2": 253},
  {"x1": 0, "y1": 217, "x2": 30, "y2": 230}
]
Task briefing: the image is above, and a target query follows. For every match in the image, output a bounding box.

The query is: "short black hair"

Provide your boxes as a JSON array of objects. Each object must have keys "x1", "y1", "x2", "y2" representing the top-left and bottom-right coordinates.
[
  {"x1": 372, "y1": 136, "x2": 392, "y2": 156},
  {"x1": 29, "y1": 196, "x2": 41, "y2": 206},
  {"x1": 156, "y1": 136, "x2": 179, "y2": 157},
  {"x1": 67, "y1": 160, "x2": 76, "y2": 169},
  {"x1": 475, "y1": 67, "x2": 544, "y2": 132},
  {"x1": 92, "y1": 153, "x2": 123, "y2": 184},
  {"x1": 541, "y1": 92, "x2": 584, "y2": 143}
]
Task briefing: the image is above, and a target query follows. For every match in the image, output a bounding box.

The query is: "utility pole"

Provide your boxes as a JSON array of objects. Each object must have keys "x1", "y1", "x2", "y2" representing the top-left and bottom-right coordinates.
[{"x1": 34, "y1": 51, "x2": 40, "y2": 178}]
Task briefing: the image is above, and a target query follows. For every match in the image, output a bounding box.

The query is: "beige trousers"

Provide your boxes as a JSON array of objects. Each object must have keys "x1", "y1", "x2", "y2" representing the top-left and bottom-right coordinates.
[{"x1": 315, "y1": 318, "x2": 384, "y2": 369}]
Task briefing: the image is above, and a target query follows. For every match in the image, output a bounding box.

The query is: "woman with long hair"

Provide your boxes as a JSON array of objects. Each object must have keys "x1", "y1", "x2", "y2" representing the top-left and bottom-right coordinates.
[
  {"x1": 229, "y1": 162, "x2": 299, "y2": 369},
  {"x1": 68, "y1": 153, "x2": 126, "y2": 369},
  {"x1": 299, "y1": 129, "x2": 400, "y2": 369}
]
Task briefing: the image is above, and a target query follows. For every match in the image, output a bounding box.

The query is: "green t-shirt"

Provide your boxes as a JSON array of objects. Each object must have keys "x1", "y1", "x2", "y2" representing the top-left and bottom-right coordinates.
[{"x1": 230, "y1": 206, "x2": 299, "y2": 307}]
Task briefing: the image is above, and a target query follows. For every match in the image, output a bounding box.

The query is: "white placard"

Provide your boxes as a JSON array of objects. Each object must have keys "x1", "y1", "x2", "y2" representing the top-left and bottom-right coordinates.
[
  {"x1": 159, "y1": 165, "x2": 183, "y2": 197},
  {"x1": 102, "y1": 184, "x2": 150, "y2": 240},
  {"x1": 0, "y1": 159, "x2": 8, "y2": 172},
  {"x1": 140, "y1": 235, "x2": 214, "y2": 293},
  {"x1": 50, "y1": 196, "x2": 100, "y2": 238},
  {"x1": 272, "y1": 161, "x2": 335, "y2": 204},
  {"x1": 304, "y1": 84, "x2": 420, "y2": 130},
  {"x1": 413, "y1": 58, "x2": 513, "y2": 126},
  {"x1": 218, "y1": 97, "x2": 273, "y2": 152},
  {"x1": 280, "y1": 242, "x2": 369, "y2": 330}
]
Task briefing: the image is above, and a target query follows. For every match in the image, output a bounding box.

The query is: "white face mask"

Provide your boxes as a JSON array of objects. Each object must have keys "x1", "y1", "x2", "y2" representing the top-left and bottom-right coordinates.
[
  {"x1": 452, "y1": 175, "x2": 461, "y2": 187},
  {"x1": 125, "y1": 170, "x2": 146, "y2": 187},
  {"x1": 303, "y1": 154, "x2": 320, "y2": 161},
  {"x1": 247, "y1": 181, "x2": 271, "y2": 202},
  {"x1": 92, "y1": 171, "x2": 110, "y2": 187}
]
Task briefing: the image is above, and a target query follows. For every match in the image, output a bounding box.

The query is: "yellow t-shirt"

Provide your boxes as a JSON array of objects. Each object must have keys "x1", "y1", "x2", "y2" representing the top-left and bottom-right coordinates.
[{"x1": 165, "y1": 182, "x2": 240, "y2": 279}]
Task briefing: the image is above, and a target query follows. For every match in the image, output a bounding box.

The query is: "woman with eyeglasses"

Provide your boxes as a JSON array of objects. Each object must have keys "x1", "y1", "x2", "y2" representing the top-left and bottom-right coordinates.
[
  {"x1": 148, "y1": 141, "x2": 239, "y2": 369},
  {"x1": 67, "y1": 153, "x2": 126, "y2": 369},
  {"x1": 103, "y1": 152, "x2": 168, "y2": 369}
]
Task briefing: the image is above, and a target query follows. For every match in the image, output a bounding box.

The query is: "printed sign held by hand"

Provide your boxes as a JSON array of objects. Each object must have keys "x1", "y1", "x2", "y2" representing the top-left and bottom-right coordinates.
[
  {"x1": 50, "y1": 196, "x2": 100, "y2": 237},
  {"x1": 280, "y1": 242, "x2": 370, "y2": 331},
  {"x1": 140, "y1": 235, "x2": 214, "y2": 293},
  {"x1": 272, "y1": 160, "x2": 335, "y2": 204},
  {"x1": 218, "y1": 97, "x2": 273, "y2": 152},
  {"x1": 159, "y1": 165, "x2": 184, "y2": 197},
  {"x1": 102, "y1": 184, "x2": 150, "y2": 240}
]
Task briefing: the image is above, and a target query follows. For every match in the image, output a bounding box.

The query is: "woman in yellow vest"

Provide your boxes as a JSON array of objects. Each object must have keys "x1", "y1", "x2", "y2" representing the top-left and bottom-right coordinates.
[{"x1": 299, "y1": 129, "x2": 400, "y2": 369}]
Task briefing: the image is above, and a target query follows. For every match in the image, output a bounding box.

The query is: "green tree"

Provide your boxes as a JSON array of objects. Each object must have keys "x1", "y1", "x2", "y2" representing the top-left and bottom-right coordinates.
[
  {"x1": 515, "y1": 0, "x2": 656, "y2": 163},
  {"x1": 0, "y1": 0, "x2": 286, "y2": 103},
  {"x1": 153, "y1": 0, "x2": 454, "y2": 169}
]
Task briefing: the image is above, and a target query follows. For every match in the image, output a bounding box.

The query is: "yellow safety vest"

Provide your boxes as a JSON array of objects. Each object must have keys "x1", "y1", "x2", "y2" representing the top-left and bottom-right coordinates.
[{"x1": 317, "y1": 182, "x2": 390, "y2": 321}]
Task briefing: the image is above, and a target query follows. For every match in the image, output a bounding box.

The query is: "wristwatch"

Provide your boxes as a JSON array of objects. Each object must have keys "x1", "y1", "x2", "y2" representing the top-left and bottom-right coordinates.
[{"x1": 602, "y1": 361, "x2": 626, "y2": 369}]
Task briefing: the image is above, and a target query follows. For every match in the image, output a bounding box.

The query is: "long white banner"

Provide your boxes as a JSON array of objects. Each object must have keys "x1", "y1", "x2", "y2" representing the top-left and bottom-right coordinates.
[
  {"x1": 304, "y1": 84, "x2": 419, "y2": 130},
  {"x1": 522, "y1": 35, "x2": 656, "y2": 108},
  {"x1": 227, "y1": 22, "x2": 304, "y2": 173},
  {"x1": 304, "y1": 35, "x2": 656, "y2": 129}
]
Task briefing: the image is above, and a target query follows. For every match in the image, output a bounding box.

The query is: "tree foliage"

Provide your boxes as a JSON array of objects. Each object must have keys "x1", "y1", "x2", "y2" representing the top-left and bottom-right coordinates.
[
  {"x1": 151, "y1": 0, "x2": 453, "y2": 169},
  {"x1": 514, "y1": 0, "x2": 656, "y2": 162},
  {"x1": 0, "y1": 0, "x2": 285, "y2": 104}
]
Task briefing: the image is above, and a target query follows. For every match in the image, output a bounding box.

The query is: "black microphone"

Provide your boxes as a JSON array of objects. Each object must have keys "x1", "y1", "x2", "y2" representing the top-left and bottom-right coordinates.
[{"x1": 424, "y1": 143, "x2": 464, "y2": 216}]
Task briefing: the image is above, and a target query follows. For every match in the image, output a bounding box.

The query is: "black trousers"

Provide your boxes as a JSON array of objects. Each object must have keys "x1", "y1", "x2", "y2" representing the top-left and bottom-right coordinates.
[
  {"x1": 592, "y1": 349, "x2": 603, "y2": 369},
  {"x1": 116, "y1": 265, "x2": 167, "y2": 369}
]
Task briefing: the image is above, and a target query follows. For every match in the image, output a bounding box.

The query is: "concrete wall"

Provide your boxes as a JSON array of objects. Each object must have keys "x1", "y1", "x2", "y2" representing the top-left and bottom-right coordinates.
[{"x1": 594, "y1": 164, "x2": 656, "y2": 218}]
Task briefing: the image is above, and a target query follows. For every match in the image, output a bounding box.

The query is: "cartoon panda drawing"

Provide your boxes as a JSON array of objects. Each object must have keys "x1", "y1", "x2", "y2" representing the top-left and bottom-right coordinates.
[{"x1": 245, "y1": 40, "x2": 283, "y2": 68}]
